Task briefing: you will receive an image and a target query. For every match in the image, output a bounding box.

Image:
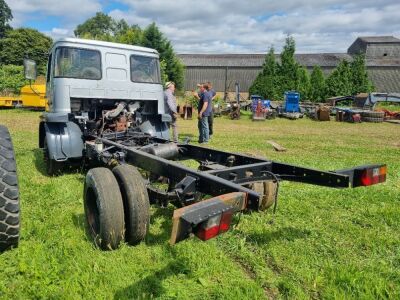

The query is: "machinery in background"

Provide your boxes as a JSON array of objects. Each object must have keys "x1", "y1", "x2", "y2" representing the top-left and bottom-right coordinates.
[
  {"x1": 250, "y1": 95, "x2": 276, "y2": 121},
  {"x1": 277, "y1": 91, "x2": 304, "y2": 119},
  {"x1": 0, "y1": 83, "x2": 47, "y2": 110}
]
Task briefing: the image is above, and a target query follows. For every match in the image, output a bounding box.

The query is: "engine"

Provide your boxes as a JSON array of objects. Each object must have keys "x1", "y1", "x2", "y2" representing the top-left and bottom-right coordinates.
[{"x1": 70, "y1": 98, "x2": 157, "y2": 136}]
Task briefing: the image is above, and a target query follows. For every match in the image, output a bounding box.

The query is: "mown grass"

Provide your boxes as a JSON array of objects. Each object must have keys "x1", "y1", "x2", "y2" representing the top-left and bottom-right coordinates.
[{"x1": 0, "y1": 109, "x2": 399, "y2": 299}]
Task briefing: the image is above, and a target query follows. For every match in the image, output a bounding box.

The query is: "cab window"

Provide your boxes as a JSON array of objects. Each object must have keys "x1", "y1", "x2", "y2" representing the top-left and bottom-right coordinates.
[
  {"x1": 130, "y1": 55, "x2": 160, "y2": 84},
  {"x1": 54, "y1": 47, "x2": 101, "y2": 80}
]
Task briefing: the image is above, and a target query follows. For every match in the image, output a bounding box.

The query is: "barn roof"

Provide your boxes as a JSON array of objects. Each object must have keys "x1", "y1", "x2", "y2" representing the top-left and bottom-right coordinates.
[
  {"x1": 357, "y1": 36, "x2": 400, "y2": 44},
  {"x1": 178, "y1": 53, "x2": 400, "y2": 68}
]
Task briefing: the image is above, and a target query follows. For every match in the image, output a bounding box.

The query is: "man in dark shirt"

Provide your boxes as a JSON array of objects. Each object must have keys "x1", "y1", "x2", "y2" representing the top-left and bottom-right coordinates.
[
  {"x1": 197, "y1": 84, "x2": 212, "y2": 143},
  {"x1": 207, "y1": 81, "x2": 216, "y2": 138}
]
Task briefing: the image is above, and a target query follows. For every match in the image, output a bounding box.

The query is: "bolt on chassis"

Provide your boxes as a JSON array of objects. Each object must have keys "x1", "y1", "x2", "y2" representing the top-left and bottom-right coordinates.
[{"x1": 31, "y1": 38, "x2": 387, "y2": 250}]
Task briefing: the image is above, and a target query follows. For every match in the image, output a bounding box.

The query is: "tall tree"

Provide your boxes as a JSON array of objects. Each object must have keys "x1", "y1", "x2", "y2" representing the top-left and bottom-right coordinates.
[
  {"x1": 325, "y1": 59, "x2": 352, "y2": 97},
  {"x1": 277, "y1": 35, "x2": 299, "y2": 96},
  {"x1": 249, "y1": 46, "x2": 278, "y2": 99},
  {"x1": 74, "y1": 12, "x2": 115, "y2": 39},
  {"x1": 0, "y1": 28, "x2": 52, "y2": 74},
  {"x1": 350, "y1": 54, "x2": 374, "y2": 94},
  {"x1": 0, "y1": 0, "x2": 13, "y2": 38},
  {"x1": 310, "y1": 66, "x2": 326, "y2": 102},
  {"x1": 296, "y1": 67, "x2": 311, "y2": 100},
  {"x1": 115, "y1": 26, "x2": 142, "y2": 45}
]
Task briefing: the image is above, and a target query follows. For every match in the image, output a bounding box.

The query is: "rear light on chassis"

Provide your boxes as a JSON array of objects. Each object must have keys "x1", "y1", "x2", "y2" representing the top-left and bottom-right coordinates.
[
  {"x1": 354, "y1": 165, "x2": 387, "y2": 187},
  {"x1": 195, "y1": 210, "x2": 234, "y2": 241},
  {"x1": 360, "y1": 165, "x2": 387, "y2": 186},
  {"x1": 170, "y1": 192, "x2": 247, "y2": 245}
]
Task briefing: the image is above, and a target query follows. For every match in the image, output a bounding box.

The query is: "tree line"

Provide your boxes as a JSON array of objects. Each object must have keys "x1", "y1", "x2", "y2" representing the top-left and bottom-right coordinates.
[
  {"x1": 249, "y1": 36, "x2": 374, "y2": 102},
  {"x1": 0, "y1": 0, "x2": 183, "y2": 94}
]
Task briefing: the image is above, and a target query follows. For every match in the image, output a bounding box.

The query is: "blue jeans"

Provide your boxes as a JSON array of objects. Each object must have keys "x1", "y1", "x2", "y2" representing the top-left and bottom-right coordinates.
[{"x1": 198, "y1": 116, "x2": 209, "y2": 143}]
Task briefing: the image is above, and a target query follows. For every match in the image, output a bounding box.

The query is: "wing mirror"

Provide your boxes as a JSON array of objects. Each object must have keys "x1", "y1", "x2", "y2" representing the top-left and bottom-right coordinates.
[{"x1": 23, "y1": 58, "x2": 37, "y2": 80}]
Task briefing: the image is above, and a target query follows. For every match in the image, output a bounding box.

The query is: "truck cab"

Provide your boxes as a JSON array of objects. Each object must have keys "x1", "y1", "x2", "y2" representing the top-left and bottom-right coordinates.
[{"x1": 34, "y1": 38, "x2": 171, "y2": 173}]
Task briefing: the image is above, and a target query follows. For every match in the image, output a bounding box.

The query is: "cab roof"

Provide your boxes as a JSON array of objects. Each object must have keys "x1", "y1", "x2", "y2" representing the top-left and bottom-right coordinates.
[{"x1": 53, "y1": 38, "x2": 159, "y2": 55}]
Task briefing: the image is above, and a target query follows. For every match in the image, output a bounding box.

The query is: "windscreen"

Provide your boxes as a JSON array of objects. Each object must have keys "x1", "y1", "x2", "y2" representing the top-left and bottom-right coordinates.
[
  {"x1": 54, "y1": 47, "x2": 101, "y2": 80},
  {"x1": 130, "y1": 55, "x2": 160, "y2": 84}
]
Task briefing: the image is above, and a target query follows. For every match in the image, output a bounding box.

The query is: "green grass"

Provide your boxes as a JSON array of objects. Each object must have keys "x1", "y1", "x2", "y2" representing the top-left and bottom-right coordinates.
[{"x1": 0, "y1": 109, "x2": 399, "y2": 299}]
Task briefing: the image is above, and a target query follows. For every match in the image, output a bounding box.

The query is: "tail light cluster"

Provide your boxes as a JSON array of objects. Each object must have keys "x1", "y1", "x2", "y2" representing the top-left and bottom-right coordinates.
[
  {"x1": 360, "y1": 165, "x2": 387, "y2": 186},
  {"x1": 355, "y1": 165, "x2": 387, "y2": 187},
  {"x1": 195, "y1": 210, "x2": 234, "y2": 241},
  {"x1": 170, "y1": 194, "x2": 244, "y2": 245}
]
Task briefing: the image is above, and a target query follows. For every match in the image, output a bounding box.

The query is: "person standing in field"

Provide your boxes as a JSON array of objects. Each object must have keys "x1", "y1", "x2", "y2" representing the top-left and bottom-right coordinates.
[
  {"x1": 207, "y1": 81, "x2": 216, "y2": 139},
  {"x1": 197, "y1": 83, "x2": 212, "y2": 144},
  {"x1": 164, "y1": 81, "x2": 179, "y2": 142}
]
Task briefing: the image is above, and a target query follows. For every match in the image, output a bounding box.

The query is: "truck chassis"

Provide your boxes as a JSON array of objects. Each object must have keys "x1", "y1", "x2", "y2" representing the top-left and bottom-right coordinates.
[{"x1": 81, "y1": 128, "x2": 386, "y2": 249}]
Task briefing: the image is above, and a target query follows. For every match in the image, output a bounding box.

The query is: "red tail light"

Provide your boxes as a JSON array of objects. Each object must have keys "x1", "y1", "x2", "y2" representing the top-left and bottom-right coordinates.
[
  {"x1": 359, "y1": 165, "x2": 387, "y2": 186},
  {"x1": 195, "y1": 210, "x2": 233, "y2": 241}
]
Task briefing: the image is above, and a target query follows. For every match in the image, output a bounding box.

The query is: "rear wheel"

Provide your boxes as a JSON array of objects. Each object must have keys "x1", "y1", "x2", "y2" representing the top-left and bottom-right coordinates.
[
  {"x1": 43, "y1": 138, "x2": 63, "y2": 175},
  {"x1": 84, "y1": 167, "x2": 125, "y2": 250},
  {"x1": 0, "y1": 125, "x2": 20, "y2": 252},
  {"x1": 251, "y1": 181, "x2": 278, "y2": 211},
  {"x1": 113, "y1": 165, "x2": 150, "y2": 245}
]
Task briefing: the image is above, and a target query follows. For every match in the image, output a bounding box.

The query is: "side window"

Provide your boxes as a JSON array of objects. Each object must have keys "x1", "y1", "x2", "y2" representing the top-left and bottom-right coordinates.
[
  {"x1": 46, "y1": 53, "x2": 52, "y2": 83},
  {"x1": 130, "y1": 55, "x2": 161, "y2": 84}
]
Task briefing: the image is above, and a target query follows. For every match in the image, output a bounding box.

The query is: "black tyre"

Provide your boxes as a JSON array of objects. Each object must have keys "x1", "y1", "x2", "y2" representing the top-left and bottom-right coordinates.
[
  {"x1": 0, "y1": 125, "x2": 20, "y2": 252},
  {"x1": 43, "y1": 138, "x2": 63, "y2": 176},
  {"x1": 251, "y1": 181, "x2": 277, "y2": 211},
  {"x1": 113, "y1": 165, "x2": 150, "y2": 245},
  {"x1": 362, "y1": 117, "x2": 384, "y2": 123},
  {"x1": 84, "y1": 167, "x2": 125, "y2": 250},
  {"x1": 361, "y1": 111, "x2": 385, "y2": 118}
]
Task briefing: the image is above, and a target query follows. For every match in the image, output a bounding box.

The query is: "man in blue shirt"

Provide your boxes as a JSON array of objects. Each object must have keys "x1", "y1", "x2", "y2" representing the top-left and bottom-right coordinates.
[
  {"x1": 197, "y1": 84, "x2": 212, "y2": 144},
  {"x1": 207, "y1": 81, "x2": 216, "y2": 138}
]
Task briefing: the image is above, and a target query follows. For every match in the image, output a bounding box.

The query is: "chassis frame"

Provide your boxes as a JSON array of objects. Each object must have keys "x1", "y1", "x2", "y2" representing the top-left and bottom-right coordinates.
[{"x1": 82, "y1": 129, "x2": 385, "y2": 244}]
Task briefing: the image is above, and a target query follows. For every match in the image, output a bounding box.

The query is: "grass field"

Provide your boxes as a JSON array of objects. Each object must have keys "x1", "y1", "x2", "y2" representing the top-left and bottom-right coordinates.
[{"x1": 0, "y1": 109, "x2": 399, "y2": 299}]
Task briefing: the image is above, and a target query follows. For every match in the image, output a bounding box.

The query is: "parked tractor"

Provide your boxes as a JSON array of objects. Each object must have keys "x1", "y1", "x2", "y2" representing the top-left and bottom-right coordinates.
[{"x1": 27, "y1": 38, "x2": 386, "y2": 250}]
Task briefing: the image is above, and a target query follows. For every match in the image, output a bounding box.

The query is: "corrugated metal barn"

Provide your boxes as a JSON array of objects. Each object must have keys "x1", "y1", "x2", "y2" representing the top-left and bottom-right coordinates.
[{"x1": 178, "y1": 36, "x2": 400, "y2": 95}]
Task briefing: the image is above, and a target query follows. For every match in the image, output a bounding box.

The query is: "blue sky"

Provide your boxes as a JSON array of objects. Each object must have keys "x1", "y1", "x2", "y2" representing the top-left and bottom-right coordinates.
[{"x1": 7, "y1": 0, "x2": 400, "y2": 54}]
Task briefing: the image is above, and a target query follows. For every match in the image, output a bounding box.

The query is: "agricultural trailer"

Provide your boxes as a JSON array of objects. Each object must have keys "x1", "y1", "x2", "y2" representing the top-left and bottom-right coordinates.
[{"x1": 27, "y1": 38, "x2": 387, "y2": 250}]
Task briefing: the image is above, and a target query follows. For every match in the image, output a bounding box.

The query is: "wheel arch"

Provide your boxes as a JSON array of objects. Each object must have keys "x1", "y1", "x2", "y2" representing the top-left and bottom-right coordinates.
[{"x1": 42, "y1": 121, "x2": 84, "y2": 161}]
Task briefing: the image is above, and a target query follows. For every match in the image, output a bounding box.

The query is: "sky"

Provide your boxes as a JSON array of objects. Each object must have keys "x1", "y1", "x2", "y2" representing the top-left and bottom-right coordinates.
[{"x1": 7, "y1": 0, "x2": 400, "y2": 54}]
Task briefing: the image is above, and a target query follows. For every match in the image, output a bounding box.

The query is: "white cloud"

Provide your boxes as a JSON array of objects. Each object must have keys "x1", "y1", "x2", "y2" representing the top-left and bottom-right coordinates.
[
  {"x1": 109, "y1": 0, "x2": 400, "y2": 53},
  {"x1": 42, "y1": 27, "x2": 74, "y2": 40},
  {"x1": 6, "y1": 0, "x2": 400, "y2": 53}
]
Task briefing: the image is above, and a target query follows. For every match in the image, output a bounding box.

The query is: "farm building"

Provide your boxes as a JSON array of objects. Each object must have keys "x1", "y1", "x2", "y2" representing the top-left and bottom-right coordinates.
[{"x1": 178, "y1": 36, "x2": 400, "y2": 96}]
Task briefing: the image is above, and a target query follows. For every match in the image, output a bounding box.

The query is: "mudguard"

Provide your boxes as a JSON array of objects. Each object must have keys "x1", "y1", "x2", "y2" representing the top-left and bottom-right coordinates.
[
  {"x1": 139, "y1": 114, "x2": 170, "y2": 139},
  {"x1": 41, "y1": 122, "x2": 84, "y2": 161}
]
